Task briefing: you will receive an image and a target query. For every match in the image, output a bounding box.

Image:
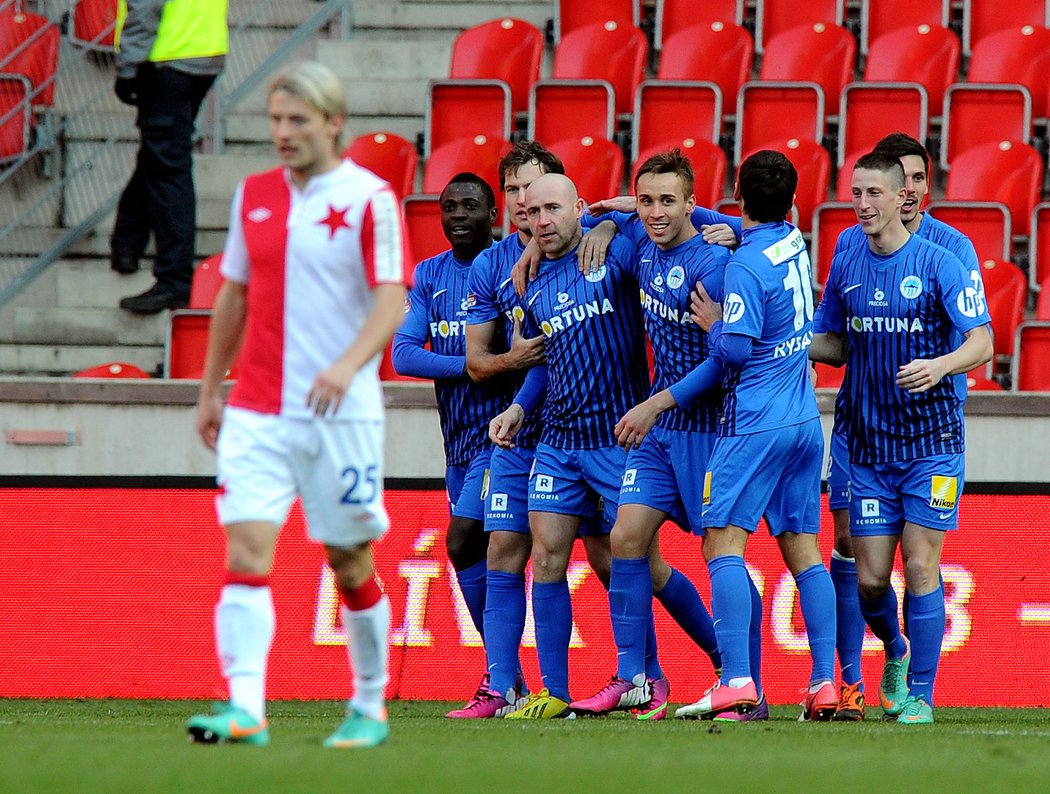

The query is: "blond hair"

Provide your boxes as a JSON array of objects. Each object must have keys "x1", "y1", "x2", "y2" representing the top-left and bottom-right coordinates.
[{"x1": 269, "y1": 61, "x2": 348, "y2": 120}]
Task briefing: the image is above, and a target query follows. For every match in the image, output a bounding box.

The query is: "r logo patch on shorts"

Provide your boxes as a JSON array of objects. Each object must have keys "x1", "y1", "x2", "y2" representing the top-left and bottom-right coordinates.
[
  {"x1": 703, "y1": 471, "x2": 712, "y2": 505},
  {"x1": 930, "y1": 475, "x2": 958, "y2": 510},
  {"x1": 534, "y1": 474, "x2": 554, "y2": 493},
  {"x1": 861, "y1": 498, "x2": 880, "y2": 517}
]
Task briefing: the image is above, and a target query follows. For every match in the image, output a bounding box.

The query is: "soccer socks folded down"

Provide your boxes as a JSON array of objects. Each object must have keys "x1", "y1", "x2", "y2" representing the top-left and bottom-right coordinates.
[
  {"x1": 484, "y1": 570, "x2": 527, "y2": 697},
  {"x1": 794, "y1": 563, "x2": 837, "y2": 684},
  {"x1": 215, "y1": 581, "x2": 275, "y2": 723},
  {"x1": 904, "y1": 584, "x2": 946, "y2": 705},
  {"x1": 830, "y1": 552, "x2": 865, "y2": 688}
]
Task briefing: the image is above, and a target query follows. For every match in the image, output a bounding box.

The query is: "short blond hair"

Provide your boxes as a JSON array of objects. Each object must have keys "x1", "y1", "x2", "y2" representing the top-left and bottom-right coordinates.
[{"x1": 269, "y1": 61, "x2": 347, "y2": 120}]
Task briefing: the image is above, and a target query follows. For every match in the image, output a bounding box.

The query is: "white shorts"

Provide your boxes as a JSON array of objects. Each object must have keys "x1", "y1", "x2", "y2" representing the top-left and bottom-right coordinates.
[{"x1": 216, "y1": 406, "x2": 389, "y2": 547}]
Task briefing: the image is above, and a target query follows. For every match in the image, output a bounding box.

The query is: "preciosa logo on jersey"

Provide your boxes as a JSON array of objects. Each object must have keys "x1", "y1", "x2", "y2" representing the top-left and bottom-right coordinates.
[
  {"x1": 956, "y1": 286, "x2": 987, "y2": 319},
  {"x1": 849, "y1": 316, "x2": 925, "y2": 333},
  {"x1": 900, "y1": 275, "x2": 923, "y2": 300},
  {"x1": 534, "y1": 474, "x2": 554, "y2": 493},
  {"x1": 652, "y1": 273, "x2": 664, "y2": 290},
  {"x1": 723, "y1": 293, "x2": 746, "y2": 324},
  {"x1": 247, "y1": 207, "x2": 272, "y2": 223},
  {"x1": 861, "y1": 499, "x2": 880, "y2": 517},
  {"x1": 869, "y1": 288, "x2": 888, "y2": 307},
  {"x1": 930, "y1": 476, "x2": 959, "y2": 510},
  {"x1": 555, "y1": 292, "x2": 574, "y2": 310},
  {"x1": 584, "y1": 264, "x2": 608, "y2": 283},
  {"x1": 666, "y1": 265, "x2": 685, "y2": 290}
]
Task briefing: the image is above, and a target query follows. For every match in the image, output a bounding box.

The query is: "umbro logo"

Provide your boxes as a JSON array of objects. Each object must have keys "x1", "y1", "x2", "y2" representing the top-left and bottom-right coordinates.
[{"x1": 247, "y1": 207, "x2": 272, "y2": 223}]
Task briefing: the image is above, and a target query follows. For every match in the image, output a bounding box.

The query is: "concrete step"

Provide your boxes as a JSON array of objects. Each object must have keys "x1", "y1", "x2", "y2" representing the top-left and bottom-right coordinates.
[
  {"x1": 0, "y1": 227, "x2": 229, "y2": 260},
  {"x1": 223, "y1": 113, "x2": 425, "y2": 150},
  {"x1": 316, "y1": 38, "x2": 453, "y2": 80},
  {"x1": 10, "y1": 306, "x2": 169, "y2": 346},
  {"x1": 194, "y1": 154, "x2": 276, "y2": 200},
  {"x1": 0, "y1": 343, "x2": 163, "y2": 377},
  {"x1": 352, "y1": 1, "x2": 551, "y2": 31},
  {"x1": 56, "y1": 264, "x2": 157, "y2": 309}
]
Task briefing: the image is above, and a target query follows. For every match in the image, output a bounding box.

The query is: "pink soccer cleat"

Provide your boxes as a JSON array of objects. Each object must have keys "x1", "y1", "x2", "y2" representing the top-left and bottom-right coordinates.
[
  {"x1": 714, "y1": 694, "x2": 769, "y2": 722},
  {"x1": 570, "y1": 675, "x2": 651, "y2": 716},
  {"x1": 674, "y1": 679, "x2": 758, "y2": 720},
  {"x1": 798, "y1": 680, "x2": 838, "y2": 722},
  {"x1": 632, "y1": 676, "x2": 670, "y2": 721}
]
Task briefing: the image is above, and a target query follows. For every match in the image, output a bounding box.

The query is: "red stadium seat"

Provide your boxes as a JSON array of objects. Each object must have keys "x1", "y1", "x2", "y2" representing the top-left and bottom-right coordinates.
[
  {"x1": 633, "y1": 139, "x2": 728, "y2": 210},
  {"x1": 811, "y1": 202, "x2": 856, "y2": 288},
  {"x1": 864, "y1": 24, "x2": 960, "y2": 118},
  {"x1": 861, "y1": 0, "x2": 949, "y2": 56},
  {"x1": 632, "y1": 80, "x2": 722, "y2": 165},
  {"x1": 734, "y1": 81, "x2": 825, "y2": 167},
  {"x1": 548, "y1": 136, "x2": 625, "y2": 203},
  {"x1": 422, "y1": 136, "x2": 509, "y2": 217},
  {"x1": 0, "y1": 73, "x2": 30, "y2": 163},
  {"x1": 926, "y1": 201, "x2": 1011, "y2": 263},
  {"x1": 980, "y1": 259, "x2": 1027, "y2": 360},
  {"x1": 552, "y1": 21, "x2": 648, "y2": 116},
  {"x1": 345, "y1": 132, "x2": 418, "y2": 200},
  {"x1": 424, "y1": 80, "x2": 509, "y2": 159},
  {"x1": 1029, "y1": 202, "x2": 1050, "y2": 295},
  {"x1": 967, "y1": 25, "x2": 1050, "y2": 122},
  {"x1": 941, "y1": 84, "x2": 1032, "y2": 173},
  {"x1": 450, "y1": 18, "x2": 542, "y2": 115},
  {"x1": 1011, "y1": 321, "x2": 1050, "y2": 390},
  {"x1": 759, "y1": 23, "x2": 856, "y2": 115},
  {"x1": 741, "y1": 138, "x2": 830, "y2": 233},
  {"x1": 966, "y1": 370, "x2": 1003, "y2": 391},
  {"x1": 402, "y1": 194, "x2": 446, "y2": 262},
  {"x1": 70, "y1": 0, "x2": 118, "y2": 51},
  {"x1": 189, "y1": 254, "x2": 224, "y2": 310},
  {"x1": 657, "y1": 22, "x2": 754, "y2": 117},
  {"x1": 963, "y1": 0, "x2": 1050, "y2": 55},
  {"x1": 1037, "y1": 276, "x2": 1050, "y2": 319},
  {"x1": 553, "y1": 0, "x2": 639, "y2": 43},
  {"x1": 529, "y1": 80, "x2": 615, "y2": 145},
  {"x1": 73, "y1": 362, "x2": 150, "y2": 379},
  {"x1": 813, "y1": 362, "x2": 844, "y2": 389},
  {"x1": 755, "y1": 0, "x2": 844, "y2": 53},
  {"x1": 837, "y1": 82, "x2": 929, "y2": 168},
  {"x1": 944, "y1": 141, "x2": 1043, "y2": 236},
  {"x1": 0, "y1": 7, "x2": 59, "y2": 108},
  {"x1": 164, "y1": 311, "x2": 238, "y2": 380},
  {"x1": 654, "y1": 0, "x2": 744, "y2": 49}
]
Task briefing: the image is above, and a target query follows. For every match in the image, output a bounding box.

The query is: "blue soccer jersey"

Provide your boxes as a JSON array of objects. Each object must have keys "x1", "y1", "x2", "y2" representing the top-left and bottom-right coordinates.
[
  {"x1": 522, "y1": 235, "x2": 650, "y2": 449},
  {"x1": 819, "y1": 234, "x2": 991, "y2": 464},
  {"x1": 717, "y1": 221, "x2": 820, "y2": 435},
  {"x1": 466, "y1": 234, "x2": 544, "y2": 450},
  {"x1": 611, "y1": 211, "x2": 730, "y2": 432},
  {"x1": 396, "y1": 249, "x2": 517, "y2": 465}
]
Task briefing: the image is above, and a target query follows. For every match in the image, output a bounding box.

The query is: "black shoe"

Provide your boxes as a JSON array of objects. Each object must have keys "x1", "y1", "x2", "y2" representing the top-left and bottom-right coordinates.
[
  {"x1": 110, "y1": 253, "x2": 140, "y2": 275},
  {"x1": 119, "y1": 283, "x2": 189, "y2": 314}
]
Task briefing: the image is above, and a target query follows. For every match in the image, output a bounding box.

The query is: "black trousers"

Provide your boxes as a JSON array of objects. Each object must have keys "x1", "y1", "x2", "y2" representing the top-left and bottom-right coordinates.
[{"x1": 111, "y1": 63, "x2": 216, "y2": 294}]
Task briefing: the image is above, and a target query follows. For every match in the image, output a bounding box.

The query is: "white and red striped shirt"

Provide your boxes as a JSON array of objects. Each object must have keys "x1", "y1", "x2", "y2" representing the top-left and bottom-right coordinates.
[{"x1": 221, "y1": 159, "x2": 409, "y2": 419}]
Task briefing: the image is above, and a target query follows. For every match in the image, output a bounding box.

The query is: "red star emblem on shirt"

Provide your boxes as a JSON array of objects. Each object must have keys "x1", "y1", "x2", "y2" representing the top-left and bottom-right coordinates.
[{"x1": 318, "y1": 205, "x2": 352, "y2": 239}]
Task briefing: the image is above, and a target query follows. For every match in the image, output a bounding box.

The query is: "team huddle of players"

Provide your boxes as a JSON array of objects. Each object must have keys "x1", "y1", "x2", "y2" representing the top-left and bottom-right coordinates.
[{"x1": 393, "y1": 133, "x2": 993, "y2": 726}]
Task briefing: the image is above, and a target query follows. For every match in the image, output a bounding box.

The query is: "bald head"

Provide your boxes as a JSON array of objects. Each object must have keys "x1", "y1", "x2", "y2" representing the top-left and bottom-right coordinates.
[{"x1": 525, "y1": 173, "x2": 584, "y2": 258}]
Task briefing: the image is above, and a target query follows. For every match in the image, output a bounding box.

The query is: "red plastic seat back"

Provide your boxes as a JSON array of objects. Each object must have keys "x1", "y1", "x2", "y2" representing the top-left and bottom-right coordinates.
[
  {"x1": 756, "y1": 0, "x2": 843, "y2": 53},
  {"x1": 942, "y1": 84, "x2": 1032, "y2": 171},
  {"x1": 0, "y1": 8, "x2": 59, "y2": 107},
  {"x1": 529, "y1": 80, "x2": 615, "y2": 145},
  {"x1": 759, "y1": 22, "x2": 856, "y2": 112},
  {"x1": 658, "y1": 22, "x2": 754, "y2": 116},
  {"x1": 735, "y1": 82, "x2": 825, "y2": 167},
  {"x1": 73, "y1": 362, "x2": 150, "y2": 379},
  {"x1": 190, "y1": 253, "x2": 225, "y2": 310},
  {"x1": 0, "y1": 74, "x2": 30, "y2": 161},
  {"x1": 72, "y1": 0, "x2": 118, "y2": 50},
  {"x1": 945, "y1": 141, "x2": 1043, "y2": 235},
  {"x1": 345, "y1": 132, "x2": 418, "y2": 200},
  {"x1": 980, "y1": 259, "x2": 1027, "y2": 358},
  {"x1": 549, "y1": 137, "x2": 625, "y2": 203},
  {"x1": 402, "y1": 195, "x2": 446, "y2": 262},
  {"x1": 450, "y1": 18, "x2": 542, "y2": 114},
  {"x1": 838, "y1": 82, "x2": 929, "y2": 168},
  {"x1": 968, "y1": 25, "x2": 1050, "y2": 120},
  {"x1": 926, "y1": 201, "x2": 1011, "y2": 263},
  {"x1": 864, "y1": 24, "x2": 960, "y2": 114},
  {"x1": 553, "y1": 22, "x2": 648, "y2": 116}
]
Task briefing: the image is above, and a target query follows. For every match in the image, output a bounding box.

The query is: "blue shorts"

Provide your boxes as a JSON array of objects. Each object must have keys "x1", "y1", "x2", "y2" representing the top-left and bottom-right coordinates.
[
  {"x1": 528, "y1": 443, "x2": 626, "y2": 533},
  {"x1": 826, "y1": 430, "x2": 850, "y2": 511},
  {"x1": 445, "y1": 449, "x2": 491, "y2": 522},
  {"x1": 619, "y1": 425, "x2": 715, "y2": 535},
  {"x1": 702, "y1": 418, "x2": 823, "y2": 536},
  {"x1": 849, "y1": 453, "x2": 965, "y2": 535}
]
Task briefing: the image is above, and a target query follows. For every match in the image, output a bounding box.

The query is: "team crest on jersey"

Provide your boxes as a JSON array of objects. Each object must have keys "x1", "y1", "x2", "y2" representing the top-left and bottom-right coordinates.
[
  {"x1": 584, "y1": 264, "x2": 607, "y2": 283},
  {"x1": 930, "y1": 476, "x2": 958, "y2": 510},
  {"x1": 666, "y1": 265, "x2": 685, "y2": 290},
  {"x1": 723, "y1": 292, "x2": 746, "y2": 324},
  {"x1": 900, "y1": 275, "x2": 923, "y2": 300},
  {"x1": 247, "y1": 207, "x2": 272, "y2": 223},
  {"x1": 956, "y1": 285, "x2": 987, "y2": 319}
]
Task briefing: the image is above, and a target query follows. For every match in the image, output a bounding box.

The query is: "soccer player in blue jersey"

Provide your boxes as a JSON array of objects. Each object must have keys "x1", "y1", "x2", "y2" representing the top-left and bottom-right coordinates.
[
  {"x1": 569, "y1": 151, "x2": 732, "y2": 720},
  {"x1": 391, "y1": 172, "x2": 518, "y2": 709},
  {"x1": 813, "y1": 152, "x2": 993, "y2": 724},
  {"x1": 673, "y1": 150, "x2": 839, "y2": 722},
  {"x1": 821, "y1": 133, "x2": 984, "y2": 721},
  {"x1": 489, "y1": 173, "x2": 650, "y2": 719}
]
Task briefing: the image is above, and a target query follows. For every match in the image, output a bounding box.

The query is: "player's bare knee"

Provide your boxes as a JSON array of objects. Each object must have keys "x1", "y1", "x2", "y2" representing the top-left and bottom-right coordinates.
[
  {"x1": 902, "y1": 556, "x2": 940, "y2": 596},
  {"x1": 487, "y1": 531, "x2": 531, "y2": 573},
  {"x1": 609, "y1": 522, "x2": 647, "y2": 558},
  {"x1": 324, "y1": 543, "x2": 373, "y2": 592},
  {"x1": 446, "y1": 517, "x2": 486, "y2": 569},
  {"x1": 225, "y1": 523, "x2": 277, "y2": 575},
  {"x1": 857, "y1": 575, "x2": 891, "y2": 602}
]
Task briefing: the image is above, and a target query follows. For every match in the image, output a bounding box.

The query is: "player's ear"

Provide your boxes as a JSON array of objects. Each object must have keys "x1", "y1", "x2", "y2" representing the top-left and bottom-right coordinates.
[
  {"x1": 574, "y1": 197, "x2": 586, "y2": 216},
  {"x1": 685, "y1": 193, "x2": 696, "y2": 212}
]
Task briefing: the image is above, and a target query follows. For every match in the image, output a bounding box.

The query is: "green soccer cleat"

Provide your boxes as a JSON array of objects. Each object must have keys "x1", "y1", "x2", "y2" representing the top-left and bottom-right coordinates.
[
  {"x1": 504, "y1": 688, "x2": 575, "y2": 720},
  {"x1": 878, "y1": 636, "x2": 911, "y2": 716},
  {"x1": 896, "y1": 695, "x2": 934, "y2": 725},
  {"x1": 186, "y1": 704, "x2": 270, "y2": 746},
  {"x1": 324, "y1": 707, "x2": 390, "y2": 749}
]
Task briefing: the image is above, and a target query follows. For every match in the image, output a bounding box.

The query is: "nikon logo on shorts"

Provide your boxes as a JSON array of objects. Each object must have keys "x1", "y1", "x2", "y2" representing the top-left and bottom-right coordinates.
[
  {"x1": 930, "y1": 475, "x2": 958, "y2": 510},
  {"x1": 703, "y1": 471, "x2": 712, "y2": 505}
]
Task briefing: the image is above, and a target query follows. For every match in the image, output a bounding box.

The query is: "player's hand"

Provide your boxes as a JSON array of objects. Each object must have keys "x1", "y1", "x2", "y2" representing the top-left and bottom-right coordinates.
[
  {"x1": 689, "y1": 279, "x2": 723, "y2": 332},
  {"x1": 512, "y1": 236, "x2": 541, "y2": 296},
  {"x1": 897, "y1": 357, "x2": 949, "y2": 393},
  {"x1": 195, "y1": 392, "x2": 225, "y2": 451},
  {"x1": 506, "y1": 315, "x2": 546, "y2": 368},
  {"x1": 489, "y1": 404, "x2": 525, "y2": 449},
  {"x1": 588, "y1": 196, "x2": 637, "y2": 216},
  {"x1": 307, "y1": 360, "x2": 357, "y2": 416},
  {"x1": 577, "y1": 220, "x2": 615, "y2": 274},
  {"x1": 701, "y1": 223, "x2": 738, "y2": 249},
  {"x1": 614, "y1": 400, "x2": 660, "y2": 450}
]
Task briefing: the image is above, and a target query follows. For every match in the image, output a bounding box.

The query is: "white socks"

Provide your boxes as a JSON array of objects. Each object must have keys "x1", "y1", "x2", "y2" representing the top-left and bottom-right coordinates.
[
  {"x1": 342, "y1": 597, "x2": 391, "y2": 721},
  {"x1": 215, "y1": 584, "x2": 275, "y2": 722}
]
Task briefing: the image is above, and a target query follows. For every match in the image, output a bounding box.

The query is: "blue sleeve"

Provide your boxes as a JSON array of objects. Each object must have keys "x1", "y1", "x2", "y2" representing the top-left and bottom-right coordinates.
[
  {"x1": 391, "y1": 336, "x2": 465, "y2": 379},
  {"x1": 467, "y1": 248, "x2": 500, "y2": 325},
  {"x1": 719, "y1": 262, "x2": 765, "y2": 340},
  {"x1": 580, "y1": 211, "x2": 601, "y2": 230},
  {"x1": 668, "y1": 357, "x2": 723, "y2": 407},
  {"x1": 817, "y1": 257, "x2": 847, "y2": 335},
  {"x1": 716, "y1": 328, "x2": 754, "y2": 370},
  {"x1": 514, "y1": 364, "x2": 548, "y2": 414},
  {"x1": 691, "y1": 207, "x2": 743, "y2": 240},
  {"x1": 938, "y1": 253, "x2": 992, "y2": 334}
]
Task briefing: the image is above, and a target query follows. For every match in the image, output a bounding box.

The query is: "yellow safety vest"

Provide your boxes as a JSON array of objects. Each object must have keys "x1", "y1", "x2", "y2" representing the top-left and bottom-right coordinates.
[{"x1": 116, "y1": 0, "x2": 228, "y2": 62}]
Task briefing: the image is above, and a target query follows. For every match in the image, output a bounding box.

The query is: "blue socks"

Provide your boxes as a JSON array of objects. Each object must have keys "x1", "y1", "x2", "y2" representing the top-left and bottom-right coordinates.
[
  {"x1": 859, "y1": 586, "x2": 907, "y2": 659},
  {"x1": 609, "y1": 557, "x2": 652, "y2": 683},
  {"x1": 655, "y1": 567, "x2": 722, "y2": 670},
  {"x1": 532, "y1": 580, "x2": 572, "y2": 701},
  {"x1": 746, "y1": 570, "x2": 763, "y2": 696},
  {"x1": 707, "y1": 555, "x2": 752, "y2": 682},
  {"x1": 905, "y1": 584, "x2": 945, "y2": 705},
  {"x1": 455, "y1": 559, "x2": 487, "y2": 640},
  {"x1": 484, "y1": 571, "x2": 525, "y2": 697},
  {"x1": 830, "y1": 553, "x2": 865, "y2": 688},
  {"x1": 795, "y1": 563, "x2": 837, "y2": 684}
]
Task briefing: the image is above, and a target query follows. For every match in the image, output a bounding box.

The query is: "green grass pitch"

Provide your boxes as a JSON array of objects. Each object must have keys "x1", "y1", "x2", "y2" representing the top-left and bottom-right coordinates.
[{"x1": 1, "y1": 699, "x2": 1049, "y2": 792}]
